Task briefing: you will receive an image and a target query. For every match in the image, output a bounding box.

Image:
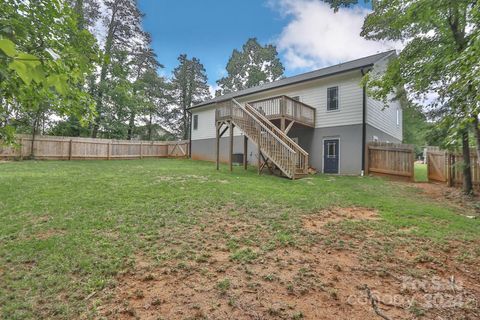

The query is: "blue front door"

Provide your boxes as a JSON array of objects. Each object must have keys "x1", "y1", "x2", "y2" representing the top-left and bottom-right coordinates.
[{"x1": 324, "y1": 139, "x2": 339, "y2": 174}]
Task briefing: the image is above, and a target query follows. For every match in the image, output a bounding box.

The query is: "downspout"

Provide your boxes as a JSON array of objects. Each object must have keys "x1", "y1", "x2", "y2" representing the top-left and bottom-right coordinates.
[
  {"x1": 187, "y1": 109, "x2": 192, "y2": 158},
  {"x1": 360, "y1": 68, "x2": 368, "y2": 176}
]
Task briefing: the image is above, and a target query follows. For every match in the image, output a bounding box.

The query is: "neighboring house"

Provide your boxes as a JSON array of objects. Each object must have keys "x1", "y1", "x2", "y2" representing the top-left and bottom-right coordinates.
[{"x1": 188, "y1": 51, "x2": 402, "y2": 178}]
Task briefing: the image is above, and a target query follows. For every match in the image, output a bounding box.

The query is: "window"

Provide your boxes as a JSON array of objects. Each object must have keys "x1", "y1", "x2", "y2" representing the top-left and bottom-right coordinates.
[
  {"x1": 327, "y1": 86, "x2": 338, "y2": 111},
  {"x1": 193, "y1": 115, "x2": 198, "y2": 130},
  {"x1": 396, "y1": 108, "x2": 400, "y2": 126},
  {"x1": 327, "y1": 142, "x2": 336, "y2": 158}
]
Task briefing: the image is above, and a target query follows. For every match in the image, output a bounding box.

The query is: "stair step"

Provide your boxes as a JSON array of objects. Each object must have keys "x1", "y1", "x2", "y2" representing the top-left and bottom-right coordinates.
[{"x1": 224, "y1": 101, "x2": 309, "y2": 180}]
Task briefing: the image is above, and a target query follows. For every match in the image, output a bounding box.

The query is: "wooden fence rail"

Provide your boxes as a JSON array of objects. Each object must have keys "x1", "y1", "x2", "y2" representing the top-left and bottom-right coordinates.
[
  {"x1": 0, "y1": 135, "x2": 189, "y2": 160},
  {"x1": 366, "y1": 142, "x2": 415, "y2": 181}
]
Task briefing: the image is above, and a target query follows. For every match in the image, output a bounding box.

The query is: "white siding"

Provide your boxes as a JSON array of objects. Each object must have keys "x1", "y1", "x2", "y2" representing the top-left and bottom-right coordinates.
[
  {"x1": 366, "y1": 96, "x2": 402, "y2": 141},
  {"x1": 366, "y1": 57, "x2": 403, "y2": 141},
  {"x1": 191, "y1": 107, "x2": 216, "y2": 140},
  {"x1": 234, "y1": 71, "x2": 364, "y2": 128},
  {"x1": 191, "y1": 106, "x2": 243, "y2": 140}
]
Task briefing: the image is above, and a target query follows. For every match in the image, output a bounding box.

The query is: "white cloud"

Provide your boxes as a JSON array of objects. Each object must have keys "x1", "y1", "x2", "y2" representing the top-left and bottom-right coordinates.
[
  {"x1": 271, "y1": 0, "x2": 400, "y2": 71},
  {"x1": 208, "y1": 84, "x2": 220, "y2": 98}
]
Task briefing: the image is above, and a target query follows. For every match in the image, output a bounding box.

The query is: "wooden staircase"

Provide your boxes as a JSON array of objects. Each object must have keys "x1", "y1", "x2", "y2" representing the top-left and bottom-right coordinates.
[{"x1": 215, "y1": 99, "x2": 309, "y2": 179}]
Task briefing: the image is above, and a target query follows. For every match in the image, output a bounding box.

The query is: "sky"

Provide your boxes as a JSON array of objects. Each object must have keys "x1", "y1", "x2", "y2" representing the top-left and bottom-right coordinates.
[{"x1": 137, "y1": 0, "x2": 398, "y2": 90}]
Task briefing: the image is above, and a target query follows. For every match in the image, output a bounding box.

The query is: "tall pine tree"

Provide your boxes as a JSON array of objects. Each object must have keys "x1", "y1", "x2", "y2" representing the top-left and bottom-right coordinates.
[
  {"x1": 91, "y1": 0, "x2": 146, "y2": 137},
  {"x1": 171, "y1": 54, "x2": 210, "y2": 140}
]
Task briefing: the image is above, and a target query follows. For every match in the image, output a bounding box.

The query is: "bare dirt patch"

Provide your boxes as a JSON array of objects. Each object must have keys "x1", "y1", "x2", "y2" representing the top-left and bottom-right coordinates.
[
  {"x1": 95, "y1": 207, "x2": 480, "y2": 320},
  {"x1": 34, "y1": 229, "x2": 66, "y2": 240},
  {"x1": 413, "y1": 183, "x2": 480, "y2": 217},
  {"x1": 303, "y1": 207, "x2": 379, "y2": 231}
]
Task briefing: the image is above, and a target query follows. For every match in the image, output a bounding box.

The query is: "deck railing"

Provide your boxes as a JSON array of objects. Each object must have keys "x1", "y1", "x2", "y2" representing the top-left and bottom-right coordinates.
[
  {"x1": 215, "y1": 99, "x2": 309, "y2": 178},
  {"x1": 248, "y1": 95, "x2": 315, "y2": 127}
]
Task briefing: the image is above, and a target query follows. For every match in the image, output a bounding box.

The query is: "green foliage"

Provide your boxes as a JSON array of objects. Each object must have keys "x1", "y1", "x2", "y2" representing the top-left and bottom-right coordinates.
[
  {"x1": 0, "y1": 0, "x2": 99, "y2": 144},
  {"x1": 216, "y1": 38, "x2": 285, "y2": 95},
  {"x1": 358, "y1": 1, "x2": 478, "y2": 138},
  {"x1": 171, "y1": 54, "x2": 210, "y2": 139},
  {"x1": 402, "y1": 104, "x2": 431, "y2": 154}
]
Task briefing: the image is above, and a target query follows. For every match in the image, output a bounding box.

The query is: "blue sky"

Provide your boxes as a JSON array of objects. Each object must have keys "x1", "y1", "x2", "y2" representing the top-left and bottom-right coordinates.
[{"x1": 137, "y1": 0, "x2": 388, "y2": 89}]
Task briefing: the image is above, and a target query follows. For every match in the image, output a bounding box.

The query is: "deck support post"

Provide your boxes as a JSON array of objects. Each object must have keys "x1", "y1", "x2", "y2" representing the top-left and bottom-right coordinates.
[
  {"x1": 216, "y1": 122, "x2": 220, "y2": 170},
  {"x1": 229, "y1": 121, "x2": 234, "y2": 172},
  {"x1": 243, "y1": 135, "x2": 248, "y2": 170}
]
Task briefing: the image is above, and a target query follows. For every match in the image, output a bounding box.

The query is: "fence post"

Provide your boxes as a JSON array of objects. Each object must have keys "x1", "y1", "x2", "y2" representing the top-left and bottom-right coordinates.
[
  {"x1": 448, "y1": 154, "x2": 455, "y2": 187},
  {"x1": 107, "y1": 142, "x2": 111, "y2": 160},
  {"x1": 68, "y1": 139, "x2": 73, "y2": 160},
  {"x1": 364, "y1": 143, "x2": 369, "y2": 176},
  {"x1": 140, "y1": 142, "x2": 143, "y2": 159},
  {"x1": 410, "y1": 145, "x2": 415, "y2": 181},
  {"x1": 20, "y1": 138, "x2": 24, "y2": 160}
]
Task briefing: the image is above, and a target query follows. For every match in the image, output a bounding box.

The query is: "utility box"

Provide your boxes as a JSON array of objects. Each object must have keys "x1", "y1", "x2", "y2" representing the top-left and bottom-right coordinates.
[{"x1": 232, "y1": 153, "x2": 244, "y2": 165}]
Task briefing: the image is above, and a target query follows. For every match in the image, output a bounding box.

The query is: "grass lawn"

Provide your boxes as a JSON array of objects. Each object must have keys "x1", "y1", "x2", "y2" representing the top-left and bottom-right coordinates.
[
  {"x1": 415, "y1": 163, "x2": 428, "y2": 182},
  {"x1": 0, "y1": 159, "x2": 479, "y2": 319}
]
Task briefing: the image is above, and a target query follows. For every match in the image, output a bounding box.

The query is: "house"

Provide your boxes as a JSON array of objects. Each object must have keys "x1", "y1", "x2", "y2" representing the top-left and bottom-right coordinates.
[{"x1": 188, "y1": 51, "x2": 402, "y2": 179}]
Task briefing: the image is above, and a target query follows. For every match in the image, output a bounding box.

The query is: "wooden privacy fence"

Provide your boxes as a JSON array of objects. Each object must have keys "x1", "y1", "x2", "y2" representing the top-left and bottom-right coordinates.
[
  {"x1": 426, "y1": 147, "x2": 447, "y2": 182},
  {"x1": 366, "y1": 142, "x2": 415, "y2": 180},
  {"x1": 426, "y1": 149, "x2": 480, "y2": 187},
  {"x1": 0, "y1": 135, "x2": 189, "y2": 160}
]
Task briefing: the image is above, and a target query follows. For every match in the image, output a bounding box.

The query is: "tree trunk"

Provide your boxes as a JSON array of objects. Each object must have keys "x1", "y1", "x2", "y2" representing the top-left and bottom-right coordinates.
[
  {"x1": 461, "y1": 129, "x2": 473, "y2": 195},
  {"x1": 30, "y1": 114, "x2": 40, "y2": 159},
  {"x1": 92, "y1": 10, "x2": 117, "y2": 138},
  {"x1": 148, "y1": 113, "x2": 153, "y2": 141},
  {"x1": 182, "y1": 108, "x2": 188, "y2": 140},
  {"x1": 127, "y1": 112, "x2": 135, "y2": 140},
  {"x1": 472, "y1": 115, "x2": 480, "y2": 165}
]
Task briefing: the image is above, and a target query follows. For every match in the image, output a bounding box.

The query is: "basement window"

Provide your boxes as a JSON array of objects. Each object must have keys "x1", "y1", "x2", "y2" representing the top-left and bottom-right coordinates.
[
  {"x1": 193, "y1": 115, "x2": 198, "y2": 130},
  {"x1": 327, "y1": 86, "x2": 339, "y2": 111}
]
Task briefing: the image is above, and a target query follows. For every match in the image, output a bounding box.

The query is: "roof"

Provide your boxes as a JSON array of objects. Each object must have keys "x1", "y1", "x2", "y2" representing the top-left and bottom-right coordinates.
[{"x1": 190, "y1": 50, "x2": 396, "y2": 109}]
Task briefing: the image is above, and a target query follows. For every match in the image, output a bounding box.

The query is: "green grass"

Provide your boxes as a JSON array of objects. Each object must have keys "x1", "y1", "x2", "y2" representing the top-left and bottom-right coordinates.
[
  {"x1": 0, "y1": 159, "x2": 478, "y2": 319},
  {"x1": 415, "y1": 163, "x2": 428, "y2": 182}
]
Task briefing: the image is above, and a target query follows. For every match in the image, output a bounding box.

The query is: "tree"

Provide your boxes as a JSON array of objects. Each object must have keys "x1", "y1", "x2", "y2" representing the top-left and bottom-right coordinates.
[
  {"x1": 68, "y1": 0, "x2": 100, "y2": 30},
  {"x1": 126, "y1": 35, "x2": 161, "y2": 140},
  {"x1": 0, "y1": 0, "x2": 98, "y2": 149},
  {"x1": 171, "y1": 54, "x2": 210, "y2": 140},
  {"x1": 139, "y1": 70, "x2": 173, "y2": 141},
  {"x1": 322, "y1": 0, "x2": 478, "y2": 194},
  {"x1": 91, "y1": 0, "x2": 145, "y2": 138},
  {"x1": 402, "y1": 103, "x2": 431, "y2": 156},
  {"x1": 216, "y1": 38, "x2": 284, "y2": 95}
]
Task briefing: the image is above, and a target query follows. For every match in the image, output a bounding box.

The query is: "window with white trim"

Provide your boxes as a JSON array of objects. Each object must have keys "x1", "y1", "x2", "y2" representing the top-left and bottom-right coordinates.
[{"x1": 327, "y1": 86, "x2": 338, "y2": 111}]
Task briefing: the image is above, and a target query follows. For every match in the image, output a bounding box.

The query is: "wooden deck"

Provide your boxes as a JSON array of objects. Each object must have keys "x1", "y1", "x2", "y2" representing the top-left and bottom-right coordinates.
[
  {"x1": 248, "y1": 95, "x2": 316, "y2": 129},
  {"x1": 215, "y1": 98, "x2": 310, "y2": 179}
]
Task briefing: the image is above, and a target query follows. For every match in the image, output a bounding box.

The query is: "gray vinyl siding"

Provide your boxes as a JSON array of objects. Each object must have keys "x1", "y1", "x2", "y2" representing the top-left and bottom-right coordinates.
[{"x1": 191, "y1": 124, "x2": 364, "y2": 175}]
